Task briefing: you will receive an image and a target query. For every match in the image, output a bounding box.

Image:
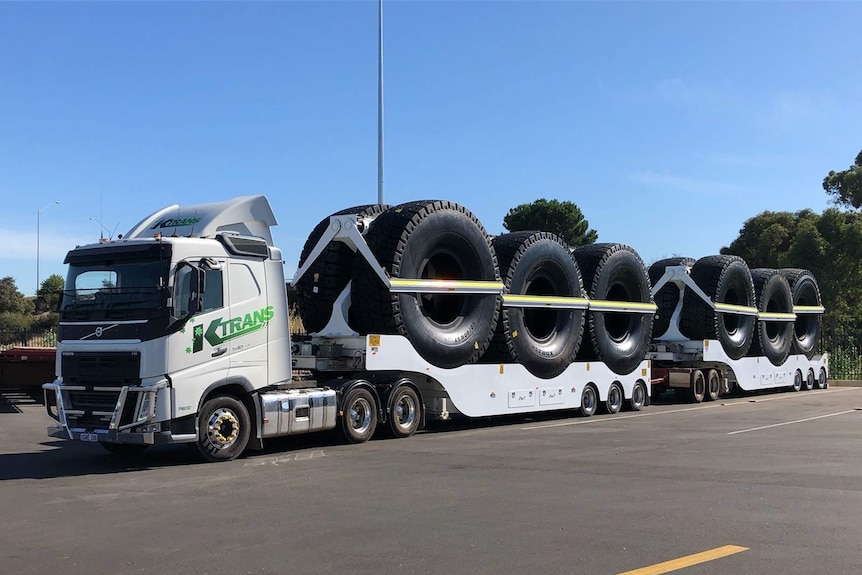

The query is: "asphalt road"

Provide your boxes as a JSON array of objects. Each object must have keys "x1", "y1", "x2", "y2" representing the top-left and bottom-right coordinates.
[{"x1": 2, "y1": 387, "x2": 862, "y2": 575}]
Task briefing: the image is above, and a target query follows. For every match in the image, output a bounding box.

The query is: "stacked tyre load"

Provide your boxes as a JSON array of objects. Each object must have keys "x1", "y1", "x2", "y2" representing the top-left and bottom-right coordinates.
[
  {"x1": 680, "y1": 255, "x2": 757, "y2": 359},
  {"x1": 747, "y1": 269, "x2": 794, "y2": 366},
  {"x1": 572, "y1": 244, "x2": 654, "y2": 376},
  {"x1": 649, "y1": 257, "x2": 696, "y2": 340},
  {"x1": 350, "y1": 200, "x2": 501, "y2": 369},
  {"x1": 484, "y1": 231, "x2": 587, "y2": 379},
  {"x1": 294, "y1": 204, "x2": 390, "y2": 334},
  {"x1": 779, "y1": 268, "x2": 822, "y2": 359}
]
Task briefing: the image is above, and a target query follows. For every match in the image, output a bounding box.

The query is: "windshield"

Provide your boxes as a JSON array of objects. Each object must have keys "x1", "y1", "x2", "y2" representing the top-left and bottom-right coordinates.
[{"x1": 60, "y1": 258, "x2": 170, "y2": 322}]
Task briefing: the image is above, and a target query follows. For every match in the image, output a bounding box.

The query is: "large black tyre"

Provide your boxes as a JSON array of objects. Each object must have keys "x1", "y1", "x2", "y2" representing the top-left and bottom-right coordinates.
[
  {"x1": 649, "y1": 257, "x2": 695, "y2": 339},
  {"x1": 295, "y1": 204, "x2": 389, "y2": 333},
  {"x1": 748, "y1": 269, "x2": 793, "y2": 366},
  {"x1": 680, "y1": 255, "x2": 756, "y2": 360},
  {"x1": 573, "y1": 244, "x2": 653, "y2": 376},
  {"x1": 485, "y1": 231, "x2": 585, "y2": 379},
  {"x1": 194, "y1": 395, "x2": 251, "y2": 462},
  {"x1": 779, "y1": 269, "x2": 822, "y2": 359},
  {"x1": 351, "y1": 200, "x2": 500, "y2": 368}
]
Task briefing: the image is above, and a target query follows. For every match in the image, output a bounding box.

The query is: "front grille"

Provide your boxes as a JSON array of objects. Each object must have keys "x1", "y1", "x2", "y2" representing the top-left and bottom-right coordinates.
[
  {"x1": 67, "y1": 413, "x2": 113, "y2": 430},
  {"x1": 67, "y1": 391, "x2": 121, "y2": 412},
  {"x1": 62, "y1": 351, "x2": 141, "y2": 386}
]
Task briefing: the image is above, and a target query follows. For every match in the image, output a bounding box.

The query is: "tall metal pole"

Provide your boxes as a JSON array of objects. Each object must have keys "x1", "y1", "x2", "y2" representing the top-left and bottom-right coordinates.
[
  {"x1": 377, "y1": 0, "x2": 385, "y2": 205},
  {"x1": 36, "y1": 201, "x2": 60, "y2": 295}
]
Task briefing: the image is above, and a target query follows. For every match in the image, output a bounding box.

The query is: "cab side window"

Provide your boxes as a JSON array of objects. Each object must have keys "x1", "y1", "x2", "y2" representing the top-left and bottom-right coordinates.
[{"x1": 201, "y1": 268, "x2": 223, "y2": 312}]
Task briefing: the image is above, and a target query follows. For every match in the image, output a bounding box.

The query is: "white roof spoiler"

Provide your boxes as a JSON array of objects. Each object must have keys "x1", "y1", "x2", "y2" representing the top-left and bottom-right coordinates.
[{"x1": 124, "y1": 195, "x2": 277, "y2": 245}]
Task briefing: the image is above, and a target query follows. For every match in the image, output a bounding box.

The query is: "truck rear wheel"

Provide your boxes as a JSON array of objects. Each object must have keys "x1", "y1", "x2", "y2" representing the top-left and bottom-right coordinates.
[
  {"x1": 780, "y1": 269, "x2": 822, "y2": 359},
  {"x1": 194, "y1": 396, "x2": 251, "y2": 462},
  {"x1": 486, "y1": 231, "x2": 585, "y2": 379},
  {"x1": 573, "y1": 243, "x2": 653, "y2": 376},
  {"x1": 351, "y1": 201, "x2": 500, "y2": 368},
  {"x1": 706, "y1": 369, "x2": 721, "y2": 401},
  {"x1": 604, "y1": 382, "x2": 624, "y2": 414},
  {"x1": 387, "y1": 385, "x2": 422, "y2": 439},
  {"x1": 817, "y1": 368, "x2": 828, "y2": 389},
  {"x1": 340, "y1": 387, "x2": 378, "y2": 443},
  {"x1": 791, "y1": 369, "x2": 803, "y2": 392},
  {"x1": 681, "y1": 255, "x2": 756, "y2": 360},
  {"x1": 689, "y1": 370, "x2": 706, "y2": 403},
  {"x1": 804, "y1": 369, "x2": 815, "y2": 391},
  {"x1": 579, "y1": 384, "x2": 598, "y2": 417},
  {"x1": 628, "y1": 381, "x2": 647, "y2": 411}
]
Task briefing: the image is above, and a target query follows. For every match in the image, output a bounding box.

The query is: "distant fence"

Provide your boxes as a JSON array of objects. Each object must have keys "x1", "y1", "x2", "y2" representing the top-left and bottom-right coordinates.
[
  {"x1": 821, "y1": 324, "x2": 862, "y2": 380},
  {"x1": 0, "y1": 328, "x2": 57, "y2": 351}
]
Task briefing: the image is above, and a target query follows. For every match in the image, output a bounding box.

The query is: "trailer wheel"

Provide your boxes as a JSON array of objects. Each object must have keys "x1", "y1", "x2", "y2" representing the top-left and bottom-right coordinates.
[
  {"x1": 486, "y1": 231, "x2": 585, "y2": 378},
  {"x1": 340, "y1": 387, "x2": 378, "y2": 443},
  {"x1": 351, "y1": 201, "x2": 499, "y2": 368},
  {"x1": 689, "y1": 370, "x2": 706, "y2": 403},
  {"x1": 817, "y1": 368, "x2": 828, "y2": 389},
  {"x1": 194, "y1": 395, "x2": 251, "y2": 462},
  {"x1": 100, "y1": 443, "x2": 149, "y2": 457},
  {"x1": 295, "y1": 204, "x2": 390, "y2": 333},
  {"x1": 779, "y1": 269, "x2": 822, "y2": 359},
  {"x1": 681, "y1": 255, "x2": 756, "y2": 360},
  {"x1": 573, "y1": 244, "x2": 653, "y2": 376},
  {"x1": 649, "y1": 257, "x2": 695, "y2": 340},
  {"x1": 604, "y1": 382, "x2": 624, "y2": 414},
  {"x1": 706, "y1": 369, "x2": 721, "y2": 401},
  {"x1": 748, "y1": 269, "x2": 793, "y2": 366},
  {"x1": 387, "y1": 385, "x2": 422, "y2": 439},
  {"x1": 792, "y1": 369, "x2": 803, "y2": 392},
  {"x1": 804, "y1": 369, "x2": 816, "y2": 391},
  {"x1": 629, "y1": 381, "x2": 647, "y2": 411},
  {"x1": 579, "y1": 384, "x2": 598, "y2": 417}
]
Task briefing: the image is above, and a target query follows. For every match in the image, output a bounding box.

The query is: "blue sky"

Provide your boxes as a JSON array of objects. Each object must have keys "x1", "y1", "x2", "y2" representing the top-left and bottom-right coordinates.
[{"x1": 2, "y1": 1, "x2": 860, "y2": 296}]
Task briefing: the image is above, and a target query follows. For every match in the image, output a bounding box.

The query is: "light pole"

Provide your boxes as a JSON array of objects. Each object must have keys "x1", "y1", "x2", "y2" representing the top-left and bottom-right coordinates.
[{"x1": 37, "y1": 200, "x2": 60, "y2": 295}]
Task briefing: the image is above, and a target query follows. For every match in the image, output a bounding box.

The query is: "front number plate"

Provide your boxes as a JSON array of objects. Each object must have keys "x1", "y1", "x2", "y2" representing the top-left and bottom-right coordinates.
[{"x1": 79, "y1": 433, "x2": 99, "y2": 442}]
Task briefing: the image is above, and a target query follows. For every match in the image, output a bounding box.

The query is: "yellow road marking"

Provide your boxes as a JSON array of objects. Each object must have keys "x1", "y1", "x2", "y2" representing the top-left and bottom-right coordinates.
[{"x1": 615, "y1": 545, "x2": 749, "y2": 575}]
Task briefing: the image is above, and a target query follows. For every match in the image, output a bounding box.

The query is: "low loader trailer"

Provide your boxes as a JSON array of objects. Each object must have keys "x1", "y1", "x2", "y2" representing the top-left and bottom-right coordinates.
[{"x1": 42, "y1": 197, "x2": 826, "y2": 462}]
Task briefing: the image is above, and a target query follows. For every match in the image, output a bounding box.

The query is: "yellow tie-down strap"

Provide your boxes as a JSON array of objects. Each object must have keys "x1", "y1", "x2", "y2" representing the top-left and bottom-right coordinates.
[
  {"x1": 757, "y1": 311, "x2": 797, "y2": 322},
  {"x1": 502, "y1": 294, "x2": 655, "y2": 314},
  {"x1": 588, "y1": 299, "x2": 657, "y2": 314},
  {"x1": 714, "y1": 302, "x2": 759, "y2": 316},
  {"x1": 793, "y1": 305, "x2": 825, "y2": 314},
  {"x1": 502, "y1": 294, "x2": 590, "y2": 310},
  {"x1": 388, "y1": 278, "x2": 505, "y2": 295}
]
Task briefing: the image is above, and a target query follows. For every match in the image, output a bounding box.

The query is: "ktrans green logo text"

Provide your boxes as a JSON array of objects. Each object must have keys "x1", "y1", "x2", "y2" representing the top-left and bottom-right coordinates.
[{"x1": 190, "y1": 306, "x2": 275, "y2": 352}]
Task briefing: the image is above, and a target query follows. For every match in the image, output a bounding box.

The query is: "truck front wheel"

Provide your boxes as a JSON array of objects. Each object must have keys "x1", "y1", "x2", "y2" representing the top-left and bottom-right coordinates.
[{"x1": 194, "y1": 396, "x2": 251, "y2": 462}]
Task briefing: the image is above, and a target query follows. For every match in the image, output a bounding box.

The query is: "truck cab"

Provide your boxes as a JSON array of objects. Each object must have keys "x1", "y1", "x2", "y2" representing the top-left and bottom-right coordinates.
[{"x1": 44, "y1": 196, "x2": 294, "y2": 460}]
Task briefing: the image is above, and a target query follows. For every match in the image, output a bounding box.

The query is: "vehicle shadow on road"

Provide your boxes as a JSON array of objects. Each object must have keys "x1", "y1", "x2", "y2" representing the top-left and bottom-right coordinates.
[{"x1": 0, "y1": 432, "x2": 353, "y2": 481}]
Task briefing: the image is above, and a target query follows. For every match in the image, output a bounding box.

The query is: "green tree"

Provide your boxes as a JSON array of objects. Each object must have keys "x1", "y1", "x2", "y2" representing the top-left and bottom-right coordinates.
[
  {"x1": 823, "y1": 149, "x2": 862, "y2": 209},
  {"x1": 721, "y1": 208, "x2": 862, "y2": 328},
  {"x1": 503, "y1": 198, "x2": 598, "y2": 246},
  {"x1": 37, "y1": 274, "x2": 65, "y2": 312},
  {"x1": 0, "y1": 276, "x2": 28, "y2": 314}
]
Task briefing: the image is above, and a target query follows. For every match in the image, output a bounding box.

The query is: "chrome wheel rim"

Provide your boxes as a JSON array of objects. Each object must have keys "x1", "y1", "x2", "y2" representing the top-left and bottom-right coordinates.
[
  {"x1": 394, "y1": 394, "x2": 416, "y2": 430},
  {"x1": 205, "y1": 408, "x2": 240, "y2": 450},
  {"x1": 350, "y1": 398, "x2": 373, "y2": 435}
]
